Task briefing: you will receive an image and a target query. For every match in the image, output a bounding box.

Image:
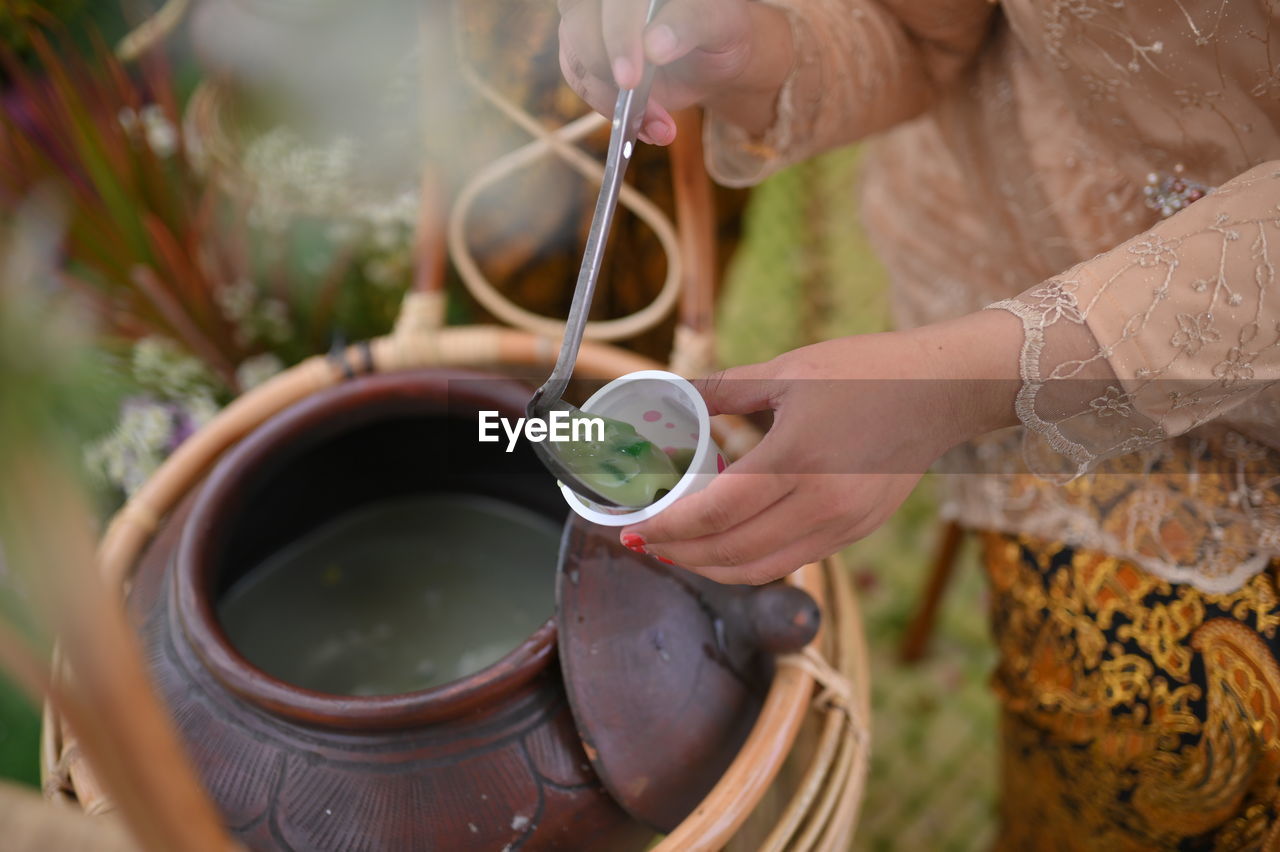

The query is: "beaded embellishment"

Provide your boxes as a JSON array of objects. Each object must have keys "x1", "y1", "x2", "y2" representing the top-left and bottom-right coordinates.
[{"x1": 1142, "y1": 165, "x2": 1212, "y2": 218}]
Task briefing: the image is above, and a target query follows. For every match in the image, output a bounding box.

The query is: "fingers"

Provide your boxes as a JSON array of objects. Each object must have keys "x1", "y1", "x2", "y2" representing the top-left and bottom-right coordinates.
[
  {"x1": 560, "y1": 54, "x2": 625, "y2": 121},
  {"x1": 559, "y1": 1, "x2": 611, "y2": 79},
  {"x1": 622, "y1": 438, "x2": 790, "y2": 543},
  {"x1": 616, "y1": 358, "x2": 788, "y2": 547},
  {"x1": 638, "y1": 101, "x2": 676, "y2": 145},
  {"x1": 560, "y1": 5, "x2": 620, "y2": 116},
  {"x1": 692, "y1": 534, "x2": 836, "y2": 586},
  {"x1": 560, "y1": 57, "x2": 676, "y2": 144},
  {"x1": 642, "y1": 487, "x2": 805, "y2": 568},
  {"x1": 562, "y1": 3, "x2": 679, "y2": 143},
  {"x1": 636, "y1": 475, "x2": 880, "y2": 585},
  {"x1": 601, "y1": 0, "x2": 649, "y2": 88},
  {"x1": 695, "y1": 361, "x2": 780, "y2": 416}
]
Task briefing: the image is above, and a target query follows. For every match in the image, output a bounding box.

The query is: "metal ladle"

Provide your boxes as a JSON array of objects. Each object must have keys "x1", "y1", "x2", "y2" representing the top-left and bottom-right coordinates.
[{"x1": 528, "y1": 0, "x2": 664, "y2": 509}]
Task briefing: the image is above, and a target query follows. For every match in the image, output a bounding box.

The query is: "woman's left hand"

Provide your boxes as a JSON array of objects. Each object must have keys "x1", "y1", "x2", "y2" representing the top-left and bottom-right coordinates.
[{"x1": 620, "y1": 309, "x2": 1022, "y2": 585}]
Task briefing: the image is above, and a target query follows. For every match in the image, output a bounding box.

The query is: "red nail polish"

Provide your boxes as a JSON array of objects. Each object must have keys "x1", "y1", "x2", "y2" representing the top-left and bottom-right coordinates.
[
  {"x1": 655, "y1": 556, "x2": 676, "y2": 566},
  {"x1": 621, "y1": 533, "x2": 647, "y2": 554}
]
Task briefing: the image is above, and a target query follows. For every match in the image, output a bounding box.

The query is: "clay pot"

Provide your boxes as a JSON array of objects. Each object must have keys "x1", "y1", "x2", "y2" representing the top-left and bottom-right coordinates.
[{"x1": 126, "y1": 369, "x2": 652, "y2": 851}]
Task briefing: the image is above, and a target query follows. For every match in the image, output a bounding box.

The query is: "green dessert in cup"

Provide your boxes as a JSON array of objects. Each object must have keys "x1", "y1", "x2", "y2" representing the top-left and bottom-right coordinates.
[{"x1": 558, "y1": 412, "x2": 695, "y2": 507}]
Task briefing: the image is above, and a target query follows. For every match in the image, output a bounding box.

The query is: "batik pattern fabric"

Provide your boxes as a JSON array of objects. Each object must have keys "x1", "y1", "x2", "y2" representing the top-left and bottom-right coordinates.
[{"x1": 983, "y1": 530, "x2": 1280, "y2": 850}]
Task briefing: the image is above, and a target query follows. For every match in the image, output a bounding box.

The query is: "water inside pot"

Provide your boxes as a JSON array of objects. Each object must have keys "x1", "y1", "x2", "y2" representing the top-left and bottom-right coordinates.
[
  {"x1": 218, "y1": 493, "x2": 560, "y2": 696},
  {"x1": 205, "y1": 385, "x2": 566, "y2": 698}
]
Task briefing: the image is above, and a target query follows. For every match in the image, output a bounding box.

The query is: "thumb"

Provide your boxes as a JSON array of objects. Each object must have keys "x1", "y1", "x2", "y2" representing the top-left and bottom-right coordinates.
[
  {"x1": 694, "y1": 360, "x2": 782, "y2": 416},
  {"x1": 644, "y1": 0, "x2": 746, "y2": 66}
]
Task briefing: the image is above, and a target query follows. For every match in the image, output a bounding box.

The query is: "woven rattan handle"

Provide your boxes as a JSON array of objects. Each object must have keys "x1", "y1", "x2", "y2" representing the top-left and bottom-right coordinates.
[{"x1": 668, "y1": 108, "x2": 718, "y2": 376}]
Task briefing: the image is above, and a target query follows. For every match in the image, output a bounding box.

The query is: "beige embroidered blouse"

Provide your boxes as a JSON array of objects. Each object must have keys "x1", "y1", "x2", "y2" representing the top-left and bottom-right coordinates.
[{"x1": 703, "y1": 0, "x2": 1280, "y2": 592}]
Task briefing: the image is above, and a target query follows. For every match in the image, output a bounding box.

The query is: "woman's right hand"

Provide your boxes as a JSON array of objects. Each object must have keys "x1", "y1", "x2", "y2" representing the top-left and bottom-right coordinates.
[{"x1": 557, "y1": 0, "x2": 787, "y2": 145}]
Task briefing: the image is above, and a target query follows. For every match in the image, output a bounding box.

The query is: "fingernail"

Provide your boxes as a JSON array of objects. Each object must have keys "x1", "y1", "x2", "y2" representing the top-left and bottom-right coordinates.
[
  {"x1": 621, "y1": 533, "x2": 647, "y2": 554},
  {"x1": 654, "y1": 555, "x2": 677, "y2": 566},
  {"x1": 612, "y1": 56, "x2": 635, "y2": 89},
  {"x1": 645, "y1": 24, "x2": 678, "y2": 63},
  {"x1": 643, "y1": 119, "x2": 672, "y2": 145}
]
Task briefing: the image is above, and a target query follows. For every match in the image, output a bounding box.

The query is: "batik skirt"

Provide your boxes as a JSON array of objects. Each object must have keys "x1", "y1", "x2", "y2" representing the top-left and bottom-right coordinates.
[{"x1": 983, "y1": 533, "x2": 1280, "y2": 850}]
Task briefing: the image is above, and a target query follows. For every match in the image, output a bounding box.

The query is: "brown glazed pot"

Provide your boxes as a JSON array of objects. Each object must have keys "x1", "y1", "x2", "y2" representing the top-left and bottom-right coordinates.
[{"x1": 126, "y1": 369, "x2": 652, "y2": 851}]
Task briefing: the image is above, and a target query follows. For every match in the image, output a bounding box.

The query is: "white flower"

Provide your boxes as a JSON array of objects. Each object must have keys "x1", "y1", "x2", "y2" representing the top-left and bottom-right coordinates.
[
  {"x1": 140, "y1": 104, "x2": 178, "y2": 158},
  {"x1": 184, "y1": 393, "x2": 220, "y2": 429},
  {"x1": 84, "y1": 399, "x2": 172, "y2": 495},
  {"x1": 216, "y1": 278, "x2": 257, "y2": 325},
  {"x1": 258, "y1": 299, "x2": 293, "y2": 344},
  {"x1": 132, "y1": 337, "x2": 217, "y2": 396},
  {"x1": 363, "y1": 254, "x2": 409, "y2": 290},
  {"x1": 235, "y1": 353, "x2": 285, "y2": 391}
]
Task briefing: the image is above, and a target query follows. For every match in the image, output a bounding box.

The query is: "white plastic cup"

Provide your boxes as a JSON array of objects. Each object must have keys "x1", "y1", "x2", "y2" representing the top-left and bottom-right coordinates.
[{"x1": 559, "y1": 369, "x2": 728, "y2": 527}]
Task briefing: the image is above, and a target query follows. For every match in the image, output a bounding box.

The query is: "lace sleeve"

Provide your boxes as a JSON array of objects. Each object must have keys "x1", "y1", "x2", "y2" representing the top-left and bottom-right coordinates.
[
  {"x1": 988, "y1": 161, "x2": 1280, "y2": 478},
  {"x1": 704, "y1": 0, "x2": 994, "y2": 187}
]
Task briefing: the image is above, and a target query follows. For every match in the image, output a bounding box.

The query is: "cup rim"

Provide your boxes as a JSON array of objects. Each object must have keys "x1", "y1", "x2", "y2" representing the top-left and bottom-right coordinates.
[
  {"x1": 174, "y1": 369, "x2": 559, "y2": 730},
  {"x1": 560, "y1": 370, "x2": 713, "y2": 527}
]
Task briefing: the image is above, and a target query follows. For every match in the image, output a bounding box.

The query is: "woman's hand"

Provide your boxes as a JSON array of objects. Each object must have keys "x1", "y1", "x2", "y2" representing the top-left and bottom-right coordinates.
[
  {"x1": 620, "y1": 310, "x2": 1024, "y2": 584},
  {"x1": 557, "y1": 0, "x2": 794, "y2": 144}
]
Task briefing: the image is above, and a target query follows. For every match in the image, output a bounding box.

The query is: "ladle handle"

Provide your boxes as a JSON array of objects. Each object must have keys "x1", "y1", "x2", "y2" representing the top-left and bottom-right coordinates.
[{"x1": 534, "y1": 0, "x2": 665, "y2": 406}]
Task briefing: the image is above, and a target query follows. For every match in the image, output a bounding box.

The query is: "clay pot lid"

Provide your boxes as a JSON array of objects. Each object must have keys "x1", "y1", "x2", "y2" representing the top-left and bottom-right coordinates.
[{"x1": 555, "y1": 515, "x2": 820, "y2": 832}]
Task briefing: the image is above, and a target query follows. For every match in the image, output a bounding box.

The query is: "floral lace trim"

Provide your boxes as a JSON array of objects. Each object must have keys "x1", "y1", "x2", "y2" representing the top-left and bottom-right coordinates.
[
  {"x1": 986, "y1": 298, "x2": 1095, "y2": 477},
  {"x1": 937, "y1": 426, "x2": 1280, "y2": 594},
  {"x1": 946, "y1": 485, "x2": 1274, "y2": 595},
  {"x1": 979, "y1": 168, "x2": 1280, "y2": 592}
]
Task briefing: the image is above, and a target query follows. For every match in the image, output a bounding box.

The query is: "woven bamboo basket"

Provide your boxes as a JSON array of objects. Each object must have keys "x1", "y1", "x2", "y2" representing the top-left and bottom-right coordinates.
[
  {"x1": 42, "y1": 23, "x2": 870, "y2": 846},
  {"x1": 41, "y1": 316, "x2": 870, "y2": 850}
]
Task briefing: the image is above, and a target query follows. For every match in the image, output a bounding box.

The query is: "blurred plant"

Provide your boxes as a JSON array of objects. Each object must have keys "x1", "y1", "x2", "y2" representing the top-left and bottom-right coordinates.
[
  {"x1": 0, "y1": 190, "x2": 232, "y2": 851},
  {"x1": 83, "y1": 338, "x2": 223, "y2": 496},
  {"x1": 0, "y1": 0, "x2": 87, "y2": 59},
  {"x1": 0, "y1": 26, "x2": 247, "y2": 385},
  {"x1": 0, "y1": 20, "x2": 417, "y2": 394},
  {"x1": 240, "y1": 125, "x2": 421, "y2": 292},
  {"x1": 80, "y1": 336, "x2": 291, "y2": 498},
  {"x1": 0, "y1": 16, "x2": 433, "y2": 503}
]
